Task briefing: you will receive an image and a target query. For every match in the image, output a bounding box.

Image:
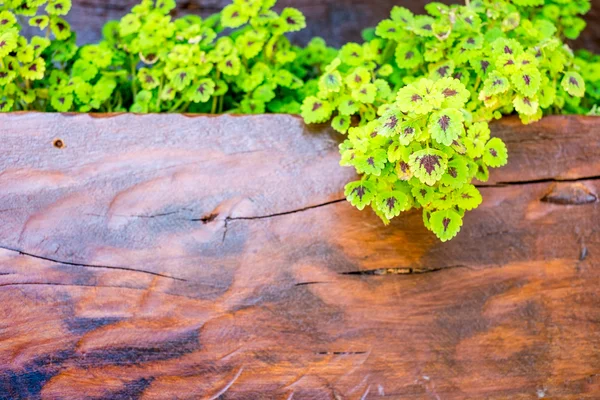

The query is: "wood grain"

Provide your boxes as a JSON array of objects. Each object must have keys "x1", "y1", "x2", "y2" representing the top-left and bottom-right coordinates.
[
  {"x1": 0, "y1": 113, "x2": 599, "y2": 399},
  {"x1": 44, "y1": 0, "x2": 600, "y2": 51}
]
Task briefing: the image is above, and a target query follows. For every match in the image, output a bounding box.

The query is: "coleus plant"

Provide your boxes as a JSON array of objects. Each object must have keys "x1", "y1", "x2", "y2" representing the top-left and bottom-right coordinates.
[
  {"x1": 301, "y1": 0, "x2": 598, "y2": 241},
  {"x1": 0, "y1": 0, "x2": 73, "y2": 112},
  {"x1": 1, "y1": 0, "x2": 336, "y2": 113}
]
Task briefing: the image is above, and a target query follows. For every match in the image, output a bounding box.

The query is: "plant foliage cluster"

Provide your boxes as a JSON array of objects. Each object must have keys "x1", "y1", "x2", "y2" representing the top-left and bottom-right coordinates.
[
  {"x1": 1, "y1": 0, "x2": 599, "y2": 241},
  {"x1": 1, "y1": 0, "x2": 336, "y2": 113},
  {"x1": 300, "y1": 0, "x2": 600, "y2": 241}
]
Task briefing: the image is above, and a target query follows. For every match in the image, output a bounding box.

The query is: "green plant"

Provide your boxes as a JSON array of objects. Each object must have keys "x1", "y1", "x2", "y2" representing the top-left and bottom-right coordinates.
[
  {"x1": 1, "y1": 0, "x2": 336, "y2": 112},
  {"x1": 301, "y1": 0, "x2": 598, "y2": 241},
  {"x1": 0, "y1": 0, "x2": 74, "y2": 111}
]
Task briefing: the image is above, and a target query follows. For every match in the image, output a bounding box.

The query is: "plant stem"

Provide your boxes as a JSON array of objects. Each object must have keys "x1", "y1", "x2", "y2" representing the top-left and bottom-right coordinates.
[
  {"x1": 130, "y1": 53, "x2": 138, "y2": 98},
  {"x1": 211, "y1": 95, "x2": 218, "y2": 114},
  {"x1": 169, "y1": 98, "x2": 185, "y2": 113},
  {"x1": 155, "y1": 74, "x2": 164, "y2": 112}
]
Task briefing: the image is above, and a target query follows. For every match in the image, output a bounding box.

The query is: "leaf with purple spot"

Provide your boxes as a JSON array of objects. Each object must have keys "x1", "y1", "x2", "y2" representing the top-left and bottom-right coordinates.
[
  {"x1": 376, "y1": 191, "x2": 410, "y2": 219},
  {"x1": 455, "y1": 184, "x2": 482, "y2": 210},
  {"x1": 483, "y1": 137, "x2": 508, "y2": 168},
  {"x1": 345, "y1": 180, "x2": 377, "y2": 211},
  {"x1": 561, "y1": 71, "x2": 585, "y2": 97},
  {"x1": 430, "y1": 209, "x2": 463, "y2": 242},
  {"x1": 300, "y1": 96, "x2": 333, "y2": 124},
  {"x1": 435, "y1": 77, "x2": 470, "y2": 109},
  {"x1": 440, "y1": 157, "x2": 469, "y2": 188},
  {"x1": 428, "y1": 108, "x2": 465, "y2": 146},
  {"x1": 409, "y1": 148, "x2": 448, "y2": 186},
  {"x1": 395, "y1": 43, "x2": 423, "y2": 70},
  {"x1": 355, "y1": 149, "x2": 388, "y2": 176},
  {"x1": 332, "y1": 115, "x2": 351, "y2": 134},
  {"x1": 511, "y1": 67, "x2": 541, "y2": 97}
]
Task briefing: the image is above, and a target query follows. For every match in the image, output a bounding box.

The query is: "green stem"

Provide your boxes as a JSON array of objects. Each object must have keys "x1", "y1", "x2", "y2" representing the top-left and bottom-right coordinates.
[
  {"x1": 155, "y1": 74, "x2": 164, "y2": 112},
  {"x1": 130, "y1": 53, "x2": 138, "y2": 98},
  {"x1": 473, "y1": 76, "x2": 482, "y2": 93},
  {"x1": 211, "y1": 95, "x2": 218, "y2": 114},
  {"x1": 169, "y1": 97, "x2": 186, "y2": 113},
  {"x1": 218, "y1": 95, "x2": 224, "y2": 113}
]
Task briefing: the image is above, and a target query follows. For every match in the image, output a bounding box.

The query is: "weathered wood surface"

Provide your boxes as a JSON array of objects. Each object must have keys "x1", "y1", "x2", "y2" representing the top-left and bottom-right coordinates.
[
  {"x1": 0, "y1": 113, "x2": 599, "y2": 399},
  {"x1": 59, "y1": 0, "x2": 600, "y2": 51}
]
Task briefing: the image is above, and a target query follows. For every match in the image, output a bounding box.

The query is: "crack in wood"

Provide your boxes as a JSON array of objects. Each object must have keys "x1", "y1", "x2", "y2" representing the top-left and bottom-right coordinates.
[
  {"x1": 0, "y1": 245, "x2": 187, "y2": 281},
  {"x1": 340, "y1": 265, "x2": 471, "y2": 276},
  {"x1": 195, "y1": 198, "x2": 346, "y2": 224},
  {"x1": 479, "y1": 174, "x2": 600, "y2": 188},
  {"x1": 295, "y1": 281, "x2": 330, "y2": 287},
  {"x1": 316, "y1": 351, "x2": 368, "y2": 355}
]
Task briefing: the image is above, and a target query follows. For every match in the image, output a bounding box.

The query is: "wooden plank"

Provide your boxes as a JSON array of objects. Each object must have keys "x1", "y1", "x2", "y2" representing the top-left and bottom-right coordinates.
[
  {"x1": 0, "y1": 113, "x2": 599, "y2": 399},
  {"x1": 39, "y1": 0, "x2": 600, "y2": 51}
]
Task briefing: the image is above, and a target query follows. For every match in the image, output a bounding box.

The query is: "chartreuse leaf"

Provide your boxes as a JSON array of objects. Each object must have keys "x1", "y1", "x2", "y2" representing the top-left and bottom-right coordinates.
[
  {"x1": 428, "y1": 108, "x2": 465, "y2": 146},
  {"x1": 562, "y1": 71, "x2": 586, "y2": 97},
  {"x1": 345, "y1": 180, "x2": 376, "y2": 210},
  {"x1": 440, "y1": 157, "x2": 469, "y2": 188},
  {"x1": 483, "y1": 138, "x2": 508, "y2": 168},
  {"x1": 319, "y1": 71, "x2": 342, "y2": 94},
  {"x1": 430, "y1": 209, "x2": 463, "y2": 242},
  {"x1": 455, "y1": 184, "x2": 482, "y2": 210},
  {"x1": 332, "y1": 115, "x2": 350, "y2": 133},
  {"x1": 376, "y1": 191, "x2": 410, "y2": 219},
  {"x1": 409, "y1": 148, "x2": 447, "y2": 186},
  {"x1": 187, "y1": 79, "x2": 215, "y2": 103},
  {"x1": 301, "y1": 97, "x2": 333, "y2": 124}
]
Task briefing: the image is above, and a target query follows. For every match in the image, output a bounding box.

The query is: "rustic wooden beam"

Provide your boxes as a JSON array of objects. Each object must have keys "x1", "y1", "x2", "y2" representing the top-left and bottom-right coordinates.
[{"x1": 0, "y1": 113, "x2": 599, "y2": 398}]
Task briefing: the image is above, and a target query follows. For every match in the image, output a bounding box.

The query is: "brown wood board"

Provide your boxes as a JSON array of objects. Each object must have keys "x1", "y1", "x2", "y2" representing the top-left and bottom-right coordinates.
[{"x1": 0, "y1": 113, "x2": 599, "y2": 399}]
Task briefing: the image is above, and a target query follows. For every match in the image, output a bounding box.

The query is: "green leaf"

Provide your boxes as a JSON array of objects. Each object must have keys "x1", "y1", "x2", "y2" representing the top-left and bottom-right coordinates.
[
  {"x1": 301, "y1": 96, "x2": 333, "y2": 124},
  {"x1": 482, "y1": 72, "x2": 510, "y2": 96},
  {"x1": 345, "y1": 180, "x2": 376, "y2": 211},
  {"x1": 513, "y1": 95, "x2": 539, "y2": 116},
  {"x1": 50, "y1": 92, "x2": 73, "y2": 112},
  {"x1": 355, "y1": 149, "x2": 388, "y2": 176},
  {"x1": 0, "y1": 29, "x2": 18, "y2": 58},
  {"x1": 561, "y1": 71, "x2": 586, "y2": 97},
  {"x1": 428, "y1": 108, "x2": 465, "y2": 146},
  {"x1": 511, "y1": 67, "x2": 541, "y2": 97},
  {"x1": 440, "y1": 157, "x2": 469, "y2": 188},
  {"x1": 376, "y1": 191, "x2": 410, "y2": 219},
  {"x1": 340, "y1": 43, "x2": 364, "y2": 67},
  {"x1": 483, "y1": 138, "x2": 508, "y2": 168},
  {"x1": 119, "y1": 14, "x2": 140, "y2": 36},
  {"x1": 409, "y1": 148, "x2": 448, "y2": 186},
  {"x1": 319, "y1": 71, "x2": 342, "y2": 94},
  {"x1": 280, "y1": 8, "x2": 306, "y2": 32},
  {"x1": 430, "y1": 209, "x2": 463, "y2": 242},
  {"x1": 46, "y1": 0, "x2": 72, "y2": 16},
  {"x1": 50, "y1": 16, "x2": 71, "y2": 40},
  {"x1": 72, "y1": 59, "x2": 98, "y2": 82},
  {"x1": 29, "y1": 15, "x2": 49, "y2": 30},
  {"x1": 20, "y1": 58, "x2": 45, "y2": 80},
  {"x1": 338, "y1": 96, "x2": 360, "y2": 116},
  {"x1": 412, "y1": 183, "x2": 435, "y2": 206},
  {"x1": 455, "y1": 184, "x2": 482, "y2": 210},
  {"x1": 352, "y1": 83, "x2": 377, "y2": 104},
  {"x1": 187, "y1": 79, "x2": 215, "y2": 103},
  {"x1": 435, "y1": 77, "x2": 470, "y2": 109},
  {"x1": 395, "y1": 43, "x2": 423, "y2": 69},
  {"x1": 221, "y1": 4, "x2": 248, "y2": 28},
  {"x1": 332, "y1": 115, "x2": 351, "y2": 134},
  {"x1": 465, "y1": 122, "x2": 490, "y2": 158}
]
